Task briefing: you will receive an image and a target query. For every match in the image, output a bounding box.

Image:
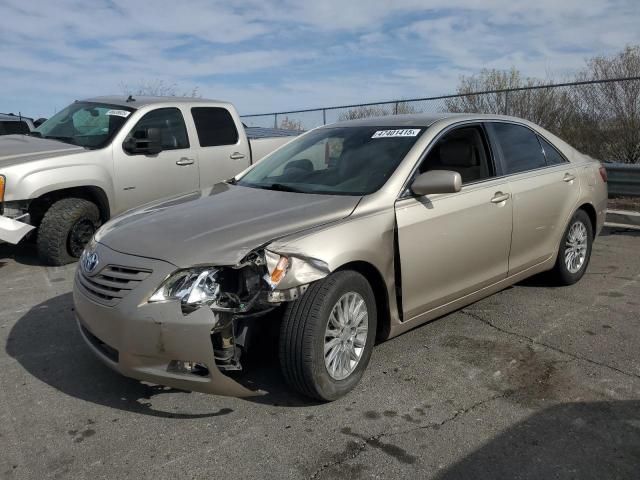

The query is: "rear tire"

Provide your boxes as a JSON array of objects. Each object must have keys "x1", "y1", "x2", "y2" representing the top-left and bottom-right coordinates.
[
  {"x1": 37, "y1": 198, "x2": 100, "y2": 266},
  {"x1": 279, "y1": 270, "x2": 377, "y2": 401},
  {"x1": 549, "y1": 209, "x2": 593, "y2": 285}
]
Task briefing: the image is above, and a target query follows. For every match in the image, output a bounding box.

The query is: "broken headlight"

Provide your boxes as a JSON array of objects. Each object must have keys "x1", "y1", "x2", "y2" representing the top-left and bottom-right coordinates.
[{"x1": 149, "y1": 268, "x2": 221, "y2": 308}]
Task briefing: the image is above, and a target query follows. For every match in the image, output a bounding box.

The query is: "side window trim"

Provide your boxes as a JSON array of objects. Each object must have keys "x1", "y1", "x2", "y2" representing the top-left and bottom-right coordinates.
[
  {"x1": 398, "y1": 121, "x2": 499, "y2": 199},
  {"x1": 124, "y1": 107, "x2": 190, "y2": 152}
]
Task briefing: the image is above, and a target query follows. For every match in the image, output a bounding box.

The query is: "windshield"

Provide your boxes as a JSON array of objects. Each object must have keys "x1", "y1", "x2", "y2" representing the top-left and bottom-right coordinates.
[
  {"x1": 237, "y1": 126, "x2": 424, "y2": 195},
  {"x1": 34, "y1": 102, "x2": 135, "y2": 149}
]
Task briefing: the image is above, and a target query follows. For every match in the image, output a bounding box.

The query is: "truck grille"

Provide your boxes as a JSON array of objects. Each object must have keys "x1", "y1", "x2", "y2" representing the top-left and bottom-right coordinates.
[{"x1": 77, "y1": 265, "x2": 152, "y2": 306}]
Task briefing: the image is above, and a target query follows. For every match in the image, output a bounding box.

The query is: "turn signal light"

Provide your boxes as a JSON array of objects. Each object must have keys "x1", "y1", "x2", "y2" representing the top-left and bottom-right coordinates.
[
  {"x1": 0, "y1": 175, "x2": 5, "y2": 203},
  {"x1": 270, "y1": 256, "x2": 289, "y2": 285}
]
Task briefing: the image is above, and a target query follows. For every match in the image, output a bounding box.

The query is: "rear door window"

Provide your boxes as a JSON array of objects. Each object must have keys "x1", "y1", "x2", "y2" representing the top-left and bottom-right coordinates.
[
  {"x1": 191, "y1": 107, "x2": 239, "y2": 147},
  {"x1": 490, "y1": 123, "x2": 547, "y2": 174}
]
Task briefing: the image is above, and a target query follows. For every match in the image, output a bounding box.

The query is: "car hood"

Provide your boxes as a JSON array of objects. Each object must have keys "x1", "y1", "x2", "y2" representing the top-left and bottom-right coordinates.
[
  {"x1": 96, "y1": 183, "x2": 361, "y2": 267},
  {"x1": 0, "y1": 134, "x2": 85, "y2": 168}
]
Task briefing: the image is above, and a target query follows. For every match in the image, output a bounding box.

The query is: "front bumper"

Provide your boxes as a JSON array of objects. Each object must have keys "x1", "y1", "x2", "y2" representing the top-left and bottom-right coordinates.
[
  {"x1": 0, "y1": 214, "x2": 34, "y2": 244},
  {"x1": 73, "y1": 243, "x2": 261, "y2": 397}
]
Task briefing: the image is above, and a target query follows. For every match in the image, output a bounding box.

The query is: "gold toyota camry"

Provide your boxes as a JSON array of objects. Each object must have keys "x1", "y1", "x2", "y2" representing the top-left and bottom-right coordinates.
[{"x1": 73, "y1": 113, "x2": 608, "y2": 401}]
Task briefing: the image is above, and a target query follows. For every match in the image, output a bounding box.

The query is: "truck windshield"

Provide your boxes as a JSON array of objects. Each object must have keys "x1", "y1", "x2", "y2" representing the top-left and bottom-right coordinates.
[
  {"x1": 237, "y1": 126, "x2": 424, "y2": 195},
  {"x1": 33, "y1": 102, "x2": 135, "y2": 149}
]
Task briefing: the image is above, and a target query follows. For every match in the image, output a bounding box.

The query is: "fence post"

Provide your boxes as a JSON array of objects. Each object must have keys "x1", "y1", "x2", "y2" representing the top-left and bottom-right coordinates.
[
  {"x1": 274, "y1": 113, "x2": 278, "y2": 129},
  {"x1": 394, "y1": 102, "x2": 399, "y2": 115},
  {"x1": 322, "y1": 109, "x2": 326, "y2": 125},
  {"x1": 504, "y1": 91, "x2": 509, "y2": 116}
]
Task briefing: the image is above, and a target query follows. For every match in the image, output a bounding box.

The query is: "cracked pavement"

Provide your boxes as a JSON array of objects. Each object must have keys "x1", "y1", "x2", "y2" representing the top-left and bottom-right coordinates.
[{"x1": 1, "y1": 228, "x2": 639, "y2": 479}]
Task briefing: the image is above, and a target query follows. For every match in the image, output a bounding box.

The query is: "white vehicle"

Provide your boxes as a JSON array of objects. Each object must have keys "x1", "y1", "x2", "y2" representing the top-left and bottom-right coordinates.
[{"x1": 0, "y1": 96, "x2": 297, "y2": 264}]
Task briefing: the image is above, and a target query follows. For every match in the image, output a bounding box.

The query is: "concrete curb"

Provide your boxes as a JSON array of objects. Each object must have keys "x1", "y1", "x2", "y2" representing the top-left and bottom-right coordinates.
[{"x1": 605, "y1": 209, "x2": 640, "y2": 229}]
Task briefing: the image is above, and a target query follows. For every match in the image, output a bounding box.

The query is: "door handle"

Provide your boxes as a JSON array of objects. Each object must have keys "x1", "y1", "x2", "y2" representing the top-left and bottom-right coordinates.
[
  {"x1": 563, "y1": 173, "x2": 576, "y2": 182},
  {"x1": 230, "y1": 152, "x2": 246, "y2": 160},
  {"x1": 491, "y1": 192, "x2": 510, "y2": 203},
  {"x1": 176, "y1": 157, "x2": 195, "y2": 166}
]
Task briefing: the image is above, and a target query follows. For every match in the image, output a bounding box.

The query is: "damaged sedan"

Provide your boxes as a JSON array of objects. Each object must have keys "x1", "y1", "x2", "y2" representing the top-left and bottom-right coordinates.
[{"x1": 73, "y1": 113, "x2": 608, "y2": 401}]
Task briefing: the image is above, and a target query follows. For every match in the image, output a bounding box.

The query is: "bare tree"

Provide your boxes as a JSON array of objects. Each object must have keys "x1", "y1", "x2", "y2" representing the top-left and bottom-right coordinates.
[
  {"x1": 571, "y1": 46, "x2": 640, "y2": 163},
  {"x1": 337, "y1": 101, "x2": 418, "y2": 121},
  {"x1": 444, "y1": 68, "x2": 574, "y2": 133},
  {"x1": 278, "y1": 116, "x2": 304, "y2": 131},
  {"x1": 120, "y1": 79, "x2": 201, "y2": 98}
]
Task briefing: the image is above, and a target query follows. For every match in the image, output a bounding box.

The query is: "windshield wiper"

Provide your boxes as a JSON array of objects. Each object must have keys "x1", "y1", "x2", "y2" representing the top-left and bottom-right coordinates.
[{"x1": 262, "y1": 183, "x2": 305, "y2": 193}]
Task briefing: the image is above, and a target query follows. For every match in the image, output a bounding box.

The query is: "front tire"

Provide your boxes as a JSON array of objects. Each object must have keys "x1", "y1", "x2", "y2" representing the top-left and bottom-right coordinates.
[
  {"x1": 279, "y1": 270, "x2": 377, "y2": 401},
  {"x1": 550, "y1": 209, "x2": 593, "y2": 285},
  {"x1": 37, "y1": 198, "x2": 100, "y2": 266}
]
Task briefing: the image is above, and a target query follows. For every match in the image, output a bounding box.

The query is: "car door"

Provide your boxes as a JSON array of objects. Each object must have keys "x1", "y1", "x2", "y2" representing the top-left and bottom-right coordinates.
[
  {"x1": 115, "y1": 107, "x2": 200, "y2": 212},
  {"x1": 486, "y1": 122, "x2": 579, "y2": 275},
  {"x1": 189, "y1": 107, "x2": 251, "y2": 188},
  {"x1": 395, "y1": 123, "x2": 513, "y2": 321}
]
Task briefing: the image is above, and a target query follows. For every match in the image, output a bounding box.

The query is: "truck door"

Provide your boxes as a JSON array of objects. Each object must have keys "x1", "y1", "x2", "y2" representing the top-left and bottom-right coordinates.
[
  {"x1": 188, "y1": 107, "x2": 251, "y2": 187},
  {"x1": 115, "y1": 107, "x2": 200, "y2": 213}
]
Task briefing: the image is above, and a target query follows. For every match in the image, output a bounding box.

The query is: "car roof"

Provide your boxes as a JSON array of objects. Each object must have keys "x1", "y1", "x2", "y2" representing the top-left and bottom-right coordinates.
[
  {"x1": 82, "y1": 95, "x2": 230, "y2": 108},
  {"x1": 327, "y1": 112, "x2": 530, "y2": 128}
]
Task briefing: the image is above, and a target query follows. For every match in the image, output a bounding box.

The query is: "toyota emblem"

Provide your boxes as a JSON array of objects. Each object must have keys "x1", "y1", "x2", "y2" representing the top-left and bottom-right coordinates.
[{"x1": 82, "y1": 251, "x2": 100, "y2": 274}]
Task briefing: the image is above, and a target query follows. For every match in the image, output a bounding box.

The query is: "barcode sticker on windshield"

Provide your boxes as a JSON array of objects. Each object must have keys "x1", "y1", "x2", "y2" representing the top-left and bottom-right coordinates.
[
  {"x1": 106, "y1": 109, "x2": 131, "y2": 118},
  {"x1": 372, "y1": 129, "x2": 421, "y2": 138}
]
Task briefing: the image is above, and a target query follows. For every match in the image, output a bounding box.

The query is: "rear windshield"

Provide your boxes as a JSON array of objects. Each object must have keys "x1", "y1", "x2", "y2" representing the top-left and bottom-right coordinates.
[{"x1": 237, "y1": 126, "x2": 424, "y2": 195}]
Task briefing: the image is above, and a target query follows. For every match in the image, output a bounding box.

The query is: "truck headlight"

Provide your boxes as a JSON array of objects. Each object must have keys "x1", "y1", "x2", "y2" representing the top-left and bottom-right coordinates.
[{"x1": 149, "y1": 268, "x2": 221, "y2": 308}]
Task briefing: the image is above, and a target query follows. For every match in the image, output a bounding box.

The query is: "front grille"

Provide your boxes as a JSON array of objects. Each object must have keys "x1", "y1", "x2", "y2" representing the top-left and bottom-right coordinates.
[{"x1": 77, "y1": 264, "x2": 152, "y2": 306}]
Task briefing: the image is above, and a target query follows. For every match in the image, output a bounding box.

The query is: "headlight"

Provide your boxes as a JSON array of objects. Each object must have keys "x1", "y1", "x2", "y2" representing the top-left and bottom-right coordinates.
[{"x1": 149, "y1": 268, "x2": 220, "y2": 308}]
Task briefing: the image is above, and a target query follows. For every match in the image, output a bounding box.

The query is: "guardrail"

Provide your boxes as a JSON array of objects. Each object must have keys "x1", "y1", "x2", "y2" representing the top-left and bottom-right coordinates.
[{"x1": 605, "y1": 163, "x2": 640, "y2": 197}]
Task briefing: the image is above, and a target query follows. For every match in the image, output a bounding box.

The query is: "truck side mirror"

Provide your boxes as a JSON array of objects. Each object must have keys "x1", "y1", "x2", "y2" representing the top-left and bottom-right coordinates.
[{"x1": 123, "y1": 127, "x2": 163, "y2": 155}]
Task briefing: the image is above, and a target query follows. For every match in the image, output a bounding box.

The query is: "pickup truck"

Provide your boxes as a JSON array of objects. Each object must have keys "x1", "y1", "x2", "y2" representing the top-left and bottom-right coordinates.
[
  {"x1": 0, "y1": 113, "x2": 45, "y2": 135},
  {"x1": 0, "y1": 96, "x2": 297, "y2": 265}
]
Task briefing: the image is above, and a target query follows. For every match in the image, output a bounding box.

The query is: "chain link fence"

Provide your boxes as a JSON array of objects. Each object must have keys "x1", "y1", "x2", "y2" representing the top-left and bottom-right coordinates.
[{"x1": 242, "y1": 77, "x2": 640, "y2": 165}]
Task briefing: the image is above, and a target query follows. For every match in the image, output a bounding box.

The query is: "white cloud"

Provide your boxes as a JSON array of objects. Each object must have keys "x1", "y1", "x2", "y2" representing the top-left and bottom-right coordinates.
[{"x1": 0, "y1": 0, "x2": 638, "y2": 118}]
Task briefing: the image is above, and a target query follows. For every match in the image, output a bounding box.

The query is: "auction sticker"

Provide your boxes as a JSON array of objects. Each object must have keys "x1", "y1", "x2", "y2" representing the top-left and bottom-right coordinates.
[
  {"x1": 106, "y1": 109, "x2": 131, "y2": 118},
  {"x1": 372, "y1": 129, "x2": 421, "y2": 138}
]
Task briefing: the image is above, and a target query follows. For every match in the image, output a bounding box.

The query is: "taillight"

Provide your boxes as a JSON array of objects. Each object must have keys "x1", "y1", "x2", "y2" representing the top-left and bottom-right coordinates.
[
  {"x1": 0, "y1": 175, "x2": 5, "y2": 203},
  {"x1": 599, "y1": 166, "x2": 608, "y2": 183}
]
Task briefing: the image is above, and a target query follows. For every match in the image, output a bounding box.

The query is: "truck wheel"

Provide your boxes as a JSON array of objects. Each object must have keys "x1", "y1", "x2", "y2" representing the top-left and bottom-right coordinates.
[
  {"x1": 279, "y1": 270, "x2": 377, "y2": 401},
  {"x1": 549, "y1": 209, "x2": 593, "y2": 285},
  {"x1": 37, "y1": 198, "x2": 100, "y2": 266}
]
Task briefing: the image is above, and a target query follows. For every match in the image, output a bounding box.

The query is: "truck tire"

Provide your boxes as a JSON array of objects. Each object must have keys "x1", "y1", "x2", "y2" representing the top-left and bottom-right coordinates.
[
  {"x1": 279, "y1": 270, "x2": 377, "y2": 401},
  {"x1": 37, "y1": 198, "x2": 100, "y2": 266}
]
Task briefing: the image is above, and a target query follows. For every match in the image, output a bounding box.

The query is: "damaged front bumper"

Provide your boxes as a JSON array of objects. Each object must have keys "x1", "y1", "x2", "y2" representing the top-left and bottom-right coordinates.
[
  {"x1": 73, "y1": 244, "x2": 263, "y2": 397},
  {"x1": 72, "y1": 242, "x2": 332, "y2": 397},
  {"x1": 0, "y1": 214, "x2": 34, "y2": 244}
]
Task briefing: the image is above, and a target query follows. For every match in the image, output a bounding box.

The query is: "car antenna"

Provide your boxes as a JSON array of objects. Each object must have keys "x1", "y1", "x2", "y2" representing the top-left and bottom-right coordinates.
[{"x1": 126, "y1": 95, "x2": 136, "y2": 103}]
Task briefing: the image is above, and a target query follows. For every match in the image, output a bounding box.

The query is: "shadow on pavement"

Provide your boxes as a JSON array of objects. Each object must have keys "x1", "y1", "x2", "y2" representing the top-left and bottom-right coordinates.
[
  {"x1": 0, "y1": 242, "x2": 46, "y2": 267},
  {"x1": 435, "y1": 400, "x2": 640, "y2": 480},
  {"x1": 6, "y1": 293, "x2": 314, "y2": 417}
]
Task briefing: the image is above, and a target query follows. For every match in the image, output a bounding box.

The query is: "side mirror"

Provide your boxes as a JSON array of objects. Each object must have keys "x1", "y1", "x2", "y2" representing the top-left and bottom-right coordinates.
[
  {"x1": 123, "y1": 127, "x2": 163, "y2": 155},
  {"x1": 410, "y1": 170, "x2": 462, "y2": 196},
  {"x1": 33, "y1": 118, "x2": 47, "y2": 128}
]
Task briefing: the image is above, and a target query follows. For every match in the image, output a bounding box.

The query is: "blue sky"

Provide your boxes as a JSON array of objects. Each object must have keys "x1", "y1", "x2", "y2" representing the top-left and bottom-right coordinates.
[{"x1": 1, "y1": 0, "x2": 639, "y2": 118}]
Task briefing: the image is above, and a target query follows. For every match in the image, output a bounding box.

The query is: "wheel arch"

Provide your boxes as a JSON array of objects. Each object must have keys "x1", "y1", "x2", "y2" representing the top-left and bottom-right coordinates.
[
  {"x1": 29, "y1": 186, "x2": 111, "y2": 226},
  {"x1": 576, "y1": 202, "x2": 597, "y2": 236},
  {"x1": 336, "y1": 260, "x2": 391, "y2": 341}
]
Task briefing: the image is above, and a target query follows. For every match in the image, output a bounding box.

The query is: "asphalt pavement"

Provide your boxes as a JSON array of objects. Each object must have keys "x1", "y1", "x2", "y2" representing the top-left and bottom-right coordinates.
[{"x1": 1, "y1": 227, "x2": 639, "y2": 479}]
